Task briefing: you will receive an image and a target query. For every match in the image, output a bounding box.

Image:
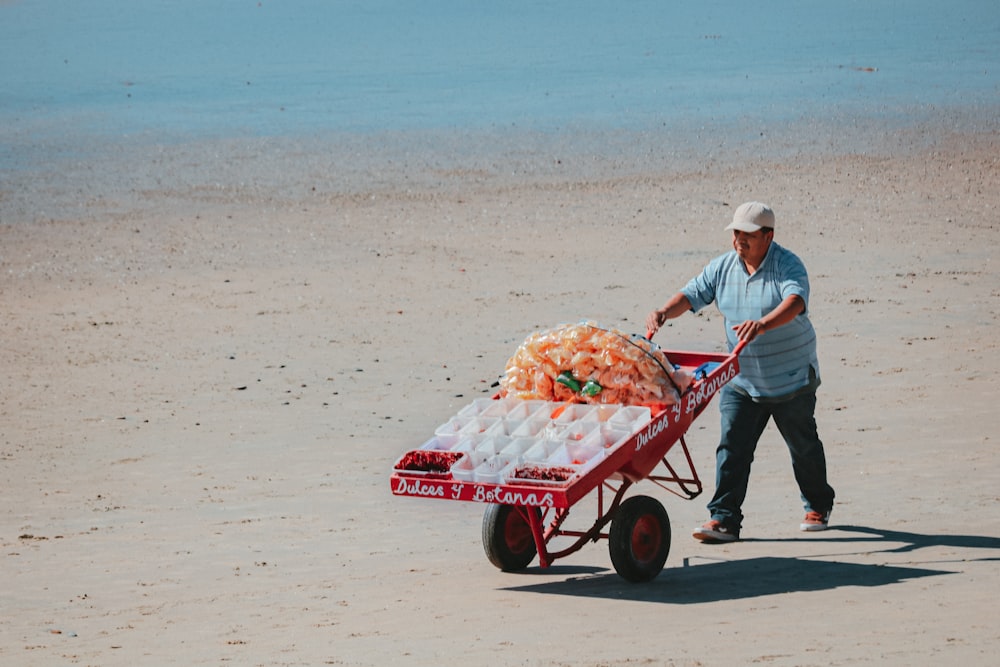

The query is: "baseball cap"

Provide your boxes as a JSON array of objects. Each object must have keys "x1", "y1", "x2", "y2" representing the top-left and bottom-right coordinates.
[{"x1": 725, "y1": 201, "x2": 775, "y2": 232}]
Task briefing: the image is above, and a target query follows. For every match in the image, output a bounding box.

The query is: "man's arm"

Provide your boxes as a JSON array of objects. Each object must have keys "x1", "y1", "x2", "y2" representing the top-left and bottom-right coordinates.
[
  {"x1": 731, "y1": 294, "x2": 805, "y2": 341},
  {"x1": 645, "y1": 293, "x2": 694, "y2": 337}
]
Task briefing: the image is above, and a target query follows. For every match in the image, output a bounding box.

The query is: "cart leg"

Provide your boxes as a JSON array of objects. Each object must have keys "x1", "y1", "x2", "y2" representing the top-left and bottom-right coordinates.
[{"x1": 528, "y1": 506, "x2": 551, "y2": 568}]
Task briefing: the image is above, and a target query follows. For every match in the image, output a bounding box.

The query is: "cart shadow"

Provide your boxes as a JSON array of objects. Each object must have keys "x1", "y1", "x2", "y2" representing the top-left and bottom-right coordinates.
[
  {"x1": 502, "y1": 524, "x2": 1000, "y2": 603},
  {"x1": 504, "y1": 556, "x2": 947, "y2": 603}
]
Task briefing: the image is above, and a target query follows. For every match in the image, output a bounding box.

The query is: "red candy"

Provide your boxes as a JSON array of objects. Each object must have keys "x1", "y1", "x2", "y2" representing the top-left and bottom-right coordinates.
[
  {"x1": 397, "y1": 449, "x2": 464, "y2": 473},
  {"x1": 513, "y1": 465, "x2": 576, "y2": 482}
]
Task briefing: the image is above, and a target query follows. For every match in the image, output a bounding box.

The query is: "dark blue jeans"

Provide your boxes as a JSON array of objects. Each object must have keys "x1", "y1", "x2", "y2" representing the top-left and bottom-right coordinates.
[{"x1": 708, "y1": 385, "x2": 835, "y2": 530}]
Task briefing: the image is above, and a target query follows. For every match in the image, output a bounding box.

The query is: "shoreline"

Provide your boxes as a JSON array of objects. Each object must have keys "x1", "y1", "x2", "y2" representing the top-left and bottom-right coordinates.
[{"x1": 3, "y1": 105, "x2": 998, "y2": 225}]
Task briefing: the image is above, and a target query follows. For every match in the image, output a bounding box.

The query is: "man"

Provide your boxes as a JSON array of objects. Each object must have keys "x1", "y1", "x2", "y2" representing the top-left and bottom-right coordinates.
[{"x1": 645, "y1": 201, "x2": 835, "y2": 542}]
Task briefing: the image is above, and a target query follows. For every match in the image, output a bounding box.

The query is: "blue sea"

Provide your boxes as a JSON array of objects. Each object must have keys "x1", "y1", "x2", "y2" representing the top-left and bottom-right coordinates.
[{"x1": 1, "y1": 0, "x2": 998, "y2": 220}]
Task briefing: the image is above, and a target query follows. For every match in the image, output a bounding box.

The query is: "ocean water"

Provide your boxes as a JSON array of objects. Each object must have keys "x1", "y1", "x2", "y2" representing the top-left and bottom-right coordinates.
[{"x1": 1, "y1": 0, "x2": 998, "y2": 220}]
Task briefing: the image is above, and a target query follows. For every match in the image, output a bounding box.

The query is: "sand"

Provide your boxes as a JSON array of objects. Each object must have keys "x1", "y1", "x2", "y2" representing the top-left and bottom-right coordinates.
[{"x1": 2, "y1": 124, "x2": 998, "y2": 666}]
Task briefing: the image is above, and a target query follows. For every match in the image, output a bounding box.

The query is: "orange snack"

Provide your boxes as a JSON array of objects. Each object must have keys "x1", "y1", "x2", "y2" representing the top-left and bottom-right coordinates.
[{"x1": 499, "y1": 322, "x2": 692, "y2": 406}]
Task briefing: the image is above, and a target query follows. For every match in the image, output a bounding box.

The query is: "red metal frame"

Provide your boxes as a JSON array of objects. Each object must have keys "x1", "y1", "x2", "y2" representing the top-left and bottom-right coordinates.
[
  {"x1": 390, "y1": 342, "x2": 746, "y2": 568},
  {"x1": 517, "y1": 431, "x2": 704, "y2": 568}
]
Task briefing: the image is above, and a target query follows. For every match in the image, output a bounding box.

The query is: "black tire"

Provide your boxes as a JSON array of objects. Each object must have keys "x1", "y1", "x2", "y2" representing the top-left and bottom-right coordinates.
[
  {"x1": 608, "y1": 495, "x2": 671, "y2": 582},
  {"x1": 482, "y1": 504, "x2": 539, "y2": 571}
]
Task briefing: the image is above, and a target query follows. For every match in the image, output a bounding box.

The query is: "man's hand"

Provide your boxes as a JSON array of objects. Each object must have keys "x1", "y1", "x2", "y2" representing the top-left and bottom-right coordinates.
[
  {"x1": 733, "y1": 295, "x2": 805, "y2": 341},
  {"x1": 645, "y1": 293, "x2": 694, "y2": 339},
  {"x1": 732, "y1": 319, "x2": 766, "y2": 341},
  {"x1": 645, "y1": 310, "x2": 666, "y2": 337}
]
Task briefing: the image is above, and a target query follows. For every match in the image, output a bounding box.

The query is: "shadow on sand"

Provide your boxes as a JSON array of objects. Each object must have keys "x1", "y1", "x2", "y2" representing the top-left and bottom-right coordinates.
[{"x1": 500, "y1": 524, "x2": 1000, "y2": 603}]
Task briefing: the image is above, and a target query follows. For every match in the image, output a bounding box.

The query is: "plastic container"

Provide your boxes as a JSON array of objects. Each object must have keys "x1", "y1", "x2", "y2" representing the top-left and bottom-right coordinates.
[
  {"x1": 494, "y1": 418, "x2": 525, "y2": 437},
  {"x1": 456, "y1": 397, "x2": 496, "y2": 419},
  {"x1": 583, "y1": 403, "x2": 623, "y2": 423},
  {"x1": 534, "y1": 402, "x2": 567, "y2": 421},
  {"x1": 512, "y1": 400, "x2": 550, "y2": 420},
  {"x1": 500, "y1": 437, "x2": 535, "y2": 460},
  {"x1": 418, "y1": 435, "x2": 474, "y2": 452},
  {"x1": 449, "y1": 454, "x2": 478, "y2": 481},
  {"x1": 393, "y1": 449, "x2": 467, "y2": 478},
  {"x1": 480, "y1": 397, "x2": 523, "y2": 418},
  {"x1": 557, "y1": 420, "x2": 600, "y2": 446},
  {"x1": 609, "y1": 405, "x2": 652, "y2": 430},
  {"x1": 473, "y1": 455, "x2": 516, "y2": 484},
  {"x1": 459, "y1": 416, "x2": 502, "y2": 437},
  {"x1": 523, "y1": 439, "x2": 564, "y2": 463},
  {"x1": 598, "y1": 425, "x2": 632, "y2": 450},
  {"x1": 548, "y1": 441, "x2": 604, "y2": 472},
  {"x1": 474, "y1": 435, "x2": 513, "y2": 459},
  {"x1": 552, "y1": 403, "x2": 596, "y2": 424},
  {"x1": 506, "y1": 462, "x2": 581, "y2": 487},
  {"x1": 451, "y1": 433, "x2": 487, "y2": 455},
  {"x1": 511, "y1": 418, "x2": 550, "y2": 439},
  {"x1": 433, "y1": 418, "x2": 470, "y2": 448}
]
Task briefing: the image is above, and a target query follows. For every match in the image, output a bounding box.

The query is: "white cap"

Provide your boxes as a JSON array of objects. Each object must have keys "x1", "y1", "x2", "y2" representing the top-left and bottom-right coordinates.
[{"x1": 725, "y1": 201, "x2": 775, "y2": 232}]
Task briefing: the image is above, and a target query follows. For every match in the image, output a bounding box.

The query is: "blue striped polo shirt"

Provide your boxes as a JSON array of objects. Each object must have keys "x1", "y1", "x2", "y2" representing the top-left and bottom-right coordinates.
[{"x1": 681, "y1": 242, "x2": 820, "y2": 400}]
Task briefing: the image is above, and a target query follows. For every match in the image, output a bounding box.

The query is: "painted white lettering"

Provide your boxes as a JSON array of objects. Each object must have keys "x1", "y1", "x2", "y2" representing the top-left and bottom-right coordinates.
[
  {"x1": 634, "y1": 364, "x2": 738, "y2": 453},
  {"x1": 473, "y1": 485, "x2": 555, "y2": 507},
  {"x1": 684, "y1": 362, "x2": 737, "y2": 414},
  {"x1": 634, "y1": 413, "x2": 670, "y2": 452},
  {"x1": 393, "y1": 476, "x2": 446, "y2": 498}
]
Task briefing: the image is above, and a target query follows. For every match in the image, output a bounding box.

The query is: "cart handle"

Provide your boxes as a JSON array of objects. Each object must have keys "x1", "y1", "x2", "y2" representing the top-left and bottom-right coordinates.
[
  {"x1": 732, "y1": 338, "x2": 749, "y2": 356},
  {"x1": 646, "y1": 332, "x2": 750, "y2": 357}
]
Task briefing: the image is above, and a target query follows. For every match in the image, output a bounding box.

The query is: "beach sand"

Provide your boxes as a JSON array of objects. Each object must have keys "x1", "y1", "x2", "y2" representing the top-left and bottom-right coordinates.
[{"x1": 2, "y1": 125, "x2": 998, "y2": 666}]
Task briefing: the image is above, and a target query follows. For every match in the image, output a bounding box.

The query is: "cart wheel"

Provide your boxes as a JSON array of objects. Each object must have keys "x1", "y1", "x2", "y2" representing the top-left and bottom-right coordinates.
[
  {"x1": 482, "y1": 504, "x2": 538, "y2": 571},
  {"x1": 608, "y1": 495, "x2": 671, "y2": 582}
]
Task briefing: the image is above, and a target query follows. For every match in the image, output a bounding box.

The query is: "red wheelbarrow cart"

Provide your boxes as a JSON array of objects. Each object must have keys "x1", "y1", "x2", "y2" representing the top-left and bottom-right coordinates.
[{"x1": 389, "y1": 340, "x2": 746, "y2": 582}]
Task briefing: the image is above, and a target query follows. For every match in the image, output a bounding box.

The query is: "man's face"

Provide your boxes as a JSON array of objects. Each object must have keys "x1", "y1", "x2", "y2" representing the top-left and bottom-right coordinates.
[{"x1": 732, "y1": 228, "x2": 773, "y2": 266}]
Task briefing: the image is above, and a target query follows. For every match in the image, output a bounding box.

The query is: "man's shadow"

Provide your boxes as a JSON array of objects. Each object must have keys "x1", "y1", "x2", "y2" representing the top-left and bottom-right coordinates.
[
  {"x1": 799, "y1": 524, "x2": 1000, "y2": 555},
  {"x1": 500, "y1": 524, "x2": 1000, "y2": 604}
]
